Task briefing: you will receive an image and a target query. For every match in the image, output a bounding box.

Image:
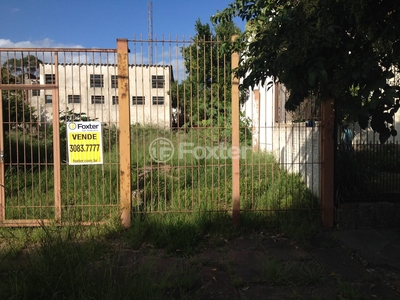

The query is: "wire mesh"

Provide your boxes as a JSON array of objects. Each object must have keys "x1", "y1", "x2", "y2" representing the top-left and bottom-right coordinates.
[
  {"x1": 0, "y1": 38, "x2": 323, "y2": 227},
  {"x1": 0, "y1": 48, "x2": 120, "y2": 225},
  {"x1": 127, "y1": 37, "x2": 321, "y2": 217},
  {"x1": 336, "y1": 121, "x2": 400, "y2": 204}
]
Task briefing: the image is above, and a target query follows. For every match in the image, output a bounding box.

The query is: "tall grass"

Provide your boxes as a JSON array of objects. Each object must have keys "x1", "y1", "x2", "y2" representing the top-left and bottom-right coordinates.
[
  {"x1": 1, "y1": 124, "x2": 322, "y2": 299},
  {"x1": 3, "y1": 124, "x2": 319, "y2": 224},
  {"x1": 0, "y1": 223, "x2": 181, "y2": 300},
  {"x1": 0, "y1": 208, "x2": 321, "y2": 299}
]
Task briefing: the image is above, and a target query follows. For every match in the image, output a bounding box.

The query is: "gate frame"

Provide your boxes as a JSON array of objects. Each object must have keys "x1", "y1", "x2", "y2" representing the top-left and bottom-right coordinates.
[
  {"x1": 0, "y1": 77, "x2": 60, "y2": 226},
  {"x1": 0, "y1": 47, "x2": 117, "y2": 227}
]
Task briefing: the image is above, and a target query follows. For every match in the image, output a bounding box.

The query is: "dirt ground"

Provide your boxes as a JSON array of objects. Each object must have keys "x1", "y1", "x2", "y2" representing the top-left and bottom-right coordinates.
[{"x1": 117, "y1": 230, "x2": 400, "y2": 299}]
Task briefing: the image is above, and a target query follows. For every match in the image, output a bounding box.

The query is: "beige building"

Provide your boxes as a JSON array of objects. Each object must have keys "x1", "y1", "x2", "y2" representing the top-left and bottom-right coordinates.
[{"x1": 35, "y1": 63, "x2": 173, "y2": 127}]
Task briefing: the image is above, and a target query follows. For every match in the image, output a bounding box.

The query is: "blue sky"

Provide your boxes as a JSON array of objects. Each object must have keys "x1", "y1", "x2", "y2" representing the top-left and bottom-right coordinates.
[{"x1": 0, "y1": 0, "x2": 245, "y2": 48}]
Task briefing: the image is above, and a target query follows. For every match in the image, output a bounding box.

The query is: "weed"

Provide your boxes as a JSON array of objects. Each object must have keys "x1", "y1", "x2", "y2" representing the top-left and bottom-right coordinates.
[
  {"x1": 164, "y1": 264, "x2": 202, "y2": 299},
  {"x1": 297, "y1": 262, "x2": 326, "y2": 285},
  {"x1": 262, "y1": 257, "x2": 325, "y2": 287},
  {"x1": 263, "y1": 257, "x2": 292, "y2": 285},
  {"x1": 337, "y1": 281, "x2": 363, "y2": 300}
]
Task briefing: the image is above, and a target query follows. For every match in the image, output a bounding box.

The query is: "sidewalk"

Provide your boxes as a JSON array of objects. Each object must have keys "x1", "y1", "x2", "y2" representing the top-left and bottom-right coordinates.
[
  {"x1": 135, "y1": 228, "x2": 400, "y2": 299},
  {"x1": 336, "y1": 228, "x2": 400, "y2": 271}
]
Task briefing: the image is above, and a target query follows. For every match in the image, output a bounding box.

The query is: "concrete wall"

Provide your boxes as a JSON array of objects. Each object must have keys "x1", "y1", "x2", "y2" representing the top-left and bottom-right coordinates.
[
  {"x1": 243, "y1": 81, "x2": 321, "y2": 197},
  {"x1": 36, "y1": 63, "x2": 172, "y2": 127},
  {"x1": 271, "y1": 124, "x2": 320, "y2": 198}
]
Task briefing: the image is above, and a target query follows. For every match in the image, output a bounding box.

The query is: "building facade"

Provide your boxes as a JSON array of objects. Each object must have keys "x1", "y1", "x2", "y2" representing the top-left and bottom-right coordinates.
[{"x1": 35, "y1": 63, "x2": 173, "y2": 127}]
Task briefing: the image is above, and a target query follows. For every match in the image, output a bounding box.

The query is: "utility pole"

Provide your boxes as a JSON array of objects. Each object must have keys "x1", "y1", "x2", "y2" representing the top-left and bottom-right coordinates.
[{"x1": 148, "y1": 0, "x2": 153, "y2": 64}]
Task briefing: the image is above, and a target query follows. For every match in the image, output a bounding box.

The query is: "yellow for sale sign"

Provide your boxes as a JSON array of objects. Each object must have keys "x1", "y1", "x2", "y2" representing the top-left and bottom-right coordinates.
[{"x1": 67, "y1": 122, "x2": 103, "y2": 165}]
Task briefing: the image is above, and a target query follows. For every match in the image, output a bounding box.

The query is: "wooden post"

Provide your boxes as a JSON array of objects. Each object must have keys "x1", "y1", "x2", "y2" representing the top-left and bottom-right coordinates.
[
  {"x1": 231, "y1": 35, "x2": 240, "y2": 226},
  {"x1": 320, "y1": 100, "x2": 335, "y2": 227},
  {"x1": 117, "y1": 39, "x2": 132, "y2": 228},
  {"x1": 0, "y1": 89, "x2": 4, "y2": 223},
  {"x1": 53, "y1": 53, "x2": 62, "y2": 222}
]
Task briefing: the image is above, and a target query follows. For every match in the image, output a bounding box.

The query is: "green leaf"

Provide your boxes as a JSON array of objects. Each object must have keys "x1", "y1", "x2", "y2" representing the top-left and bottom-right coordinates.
[
  {"x1": 371, "y1": 116, "x2": 386, "y2": 133},
  {"x1": 308, "y1": 71, "x2": 317, "y2": 86},
  {"x1": 319, "y1": 69, "x2": 328, "y2": 83},
  {"x1": 379, "y1": 129, "x2": 391, "y2": 144},
  {"x1": 382, "y1": 112, "x2": 394, "y2": 124},
  {"x1": 358, "y1": 115, "x2": 369, "y2": 130}
]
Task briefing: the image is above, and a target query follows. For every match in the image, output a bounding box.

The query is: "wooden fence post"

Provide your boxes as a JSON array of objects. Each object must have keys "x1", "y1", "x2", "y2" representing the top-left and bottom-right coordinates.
[
  {"x1": 117, "y1": 38, "x2": 132, "y2": 228},
  {"x1": 0, "y1": 88, "x2": 4, "y2": 223},
  {"x1": 53, "y1": 53, "x2": 62, "y2": 222},
  {"x1": 231, "y1": 35, "x2": 240, "y2": 226},
  {"x1": 320, "y1": 100, "x2": 335, "y2": 227}
]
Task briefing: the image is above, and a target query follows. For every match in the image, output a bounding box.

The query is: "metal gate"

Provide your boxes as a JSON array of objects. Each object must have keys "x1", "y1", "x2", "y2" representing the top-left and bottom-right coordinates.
[{"x1": 0, "y1": 47, "x2": 120, "y2": 226}]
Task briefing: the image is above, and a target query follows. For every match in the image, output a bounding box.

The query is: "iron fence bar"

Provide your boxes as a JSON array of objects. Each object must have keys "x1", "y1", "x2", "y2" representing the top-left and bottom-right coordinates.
[
  {"x1": 0, "y1": 48, "x2": 116, "y2": 53},
  {"x1": 0, "y1": 84, "x2": 58, "y2": 90},
  {"x1": 1, "y1": 219, "x2": 53, "y2": 227}
]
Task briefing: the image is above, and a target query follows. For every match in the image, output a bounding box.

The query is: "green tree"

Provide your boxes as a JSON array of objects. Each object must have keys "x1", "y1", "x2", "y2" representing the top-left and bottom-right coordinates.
[
  {"x1": 170, "y1": 19, "x2": 242, "y2": 130},
  {"x1": 2, "y1": 54, "x2": 41, "y2": 81},
  {"x1": 2, "y1": 55, "x2": 41, "y2": 128},
  {"x1": 213, "y1": 0, "x2": 400, "y2": 143}
]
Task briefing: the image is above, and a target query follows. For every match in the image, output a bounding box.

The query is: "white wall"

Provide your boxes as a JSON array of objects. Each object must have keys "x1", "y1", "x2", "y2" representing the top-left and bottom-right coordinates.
[
  {"x1": 243, "y1": 81, "x2": 321, "y2": 197},
  {"x1": 36, "y1": 63, "x2": 172, "y2": 127},
  {"x1": 271, "y1": 124, "x2": 320, "y2": 198},
  {"x1": 352, "y1": 112, "x2": 400, "y2": 144}
]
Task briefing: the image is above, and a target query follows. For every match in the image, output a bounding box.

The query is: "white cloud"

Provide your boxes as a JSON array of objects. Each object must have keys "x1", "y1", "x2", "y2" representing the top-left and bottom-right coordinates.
[
  {"x1": 0, "y1": 38, "x2": 84, "y2": 49},
  {"x1": 0, "y1": 39, "x2": 187, "y2": 80}
]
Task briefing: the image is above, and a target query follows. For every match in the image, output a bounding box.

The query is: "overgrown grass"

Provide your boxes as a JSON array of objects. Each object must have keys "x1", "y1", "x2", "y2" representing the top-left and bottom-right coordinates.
[
  {"x1": 262, "y1": 257, "x2": 325, "y2": 286},
  {"x1": 0, "y1": 222, "x2": 196, "y2": 300},
  {"x1": 3, "y1": 124, "x2": 319, "y2": 227},
  {"x1": 0, "y1": 208, "x2": 322, "y2": 300}
]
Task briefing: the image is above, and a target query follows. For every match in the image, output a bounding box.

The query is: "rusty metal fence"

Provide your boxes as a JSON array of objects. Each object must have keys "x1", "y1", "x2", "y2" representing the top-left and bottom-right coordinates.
[
  {"x1": 0, "y1": 47, "x2": 120, "y2": 226},
  {"x1": 0, "y1": 38, "x2": 327, "y2": 228}
]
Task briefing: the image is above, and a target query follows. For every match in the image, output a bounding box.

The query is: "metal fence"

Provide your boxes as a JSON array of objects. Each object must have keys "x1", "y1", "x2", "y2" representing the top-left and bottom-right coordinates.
[
  {"x1": 0, "y1": 38, "x2": 325, "y2": 227},
  {"x1": 0, "y1": 47, "x2": 120, "y2": 226},
  {"x1": 336, "y1": 124, "x2": 400, "y2": 204}
]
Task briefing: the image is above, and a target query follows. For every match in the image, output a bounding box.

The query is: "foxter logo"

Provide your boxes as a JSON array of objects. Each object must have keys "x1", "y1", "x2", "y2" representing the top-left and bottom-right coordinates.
[
  {"x1": 149, "y1": 138, "x2": 174, "y2": 163},
  {"x1": 68, "y1": 122, "x2": 76, "y2": 130},
  {"x1": 77, "y1": 123, "x2": 99, "y2": 130}
]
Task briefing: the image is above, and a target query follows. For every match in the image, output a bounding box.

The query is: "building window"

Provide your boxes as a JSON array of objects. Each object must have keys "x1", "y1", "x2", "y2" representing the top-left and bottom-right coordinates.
[
  {"x1": 112, "y1": 96, "x2": 118, "y2": 105},
  {"x1": 68, "y1": 95, "x2": 81, "y2": 104},
  {"x1": 45, "y1": 95, "x2": 52, "y2": 104},
  {"x1": 90, "y1": 74, "x2": 104, "y2": 88},
  {"x1": 152, "y1": 96, "x2": 164, "y2": 105},
  {"x1": 132, "y1": 96, "x2": 145, "y2": 105},
  {"x1": 91, "y1": 95, "x2": 105, "y2": 104},
  {"x1": 45, "y1": 74, "x2": 55, "y2": 84},
  {"x1": 152, "y1": 75, "x2": 164, "y2": 88},
  {"x1": 111, "y1": 75, "x2": 118, "y2": 88},
  {"x1": 32, "y1": 89, "x2": 40, "y2": 96}
]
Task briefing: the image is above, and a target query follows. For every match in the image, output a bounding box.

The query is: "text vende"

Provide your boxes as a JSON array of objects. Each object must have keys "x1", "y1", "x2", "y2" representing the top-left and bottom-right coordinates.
[{"x1": 71, "y1": 133, "x2": 98, "y2": 140}]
